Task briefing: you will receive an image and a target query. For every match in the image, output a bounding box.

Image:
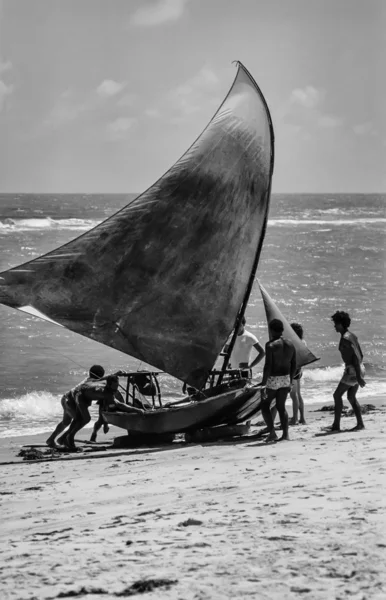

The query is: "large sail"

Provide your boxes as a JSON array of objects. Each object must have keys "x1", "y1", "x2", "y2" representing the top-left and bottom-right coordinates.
[
  {"x1": 0, "y1": 63, "x2": 274, "y2": 388},
  {"x1": 259, "y1": 282, "x2": 319, "y2": 369}
]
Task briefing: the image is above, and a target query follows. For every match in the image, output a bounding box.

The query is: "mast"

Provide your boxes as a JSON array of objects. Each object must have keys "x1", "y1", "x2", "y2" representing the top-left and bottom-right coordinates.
[{"x1": 217, "y1": 62, "x2": 275, "y2": 384}]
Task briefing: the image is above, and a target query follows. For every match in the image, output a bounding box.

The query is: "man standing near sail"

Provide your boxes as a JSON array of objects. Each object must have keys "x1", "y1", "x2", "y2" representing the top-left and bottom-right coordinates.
[
  {"x1": 329, "y1": 311, "x2": 366, "y2": 432},
  {"x1": 224, "y1": 316, "x2": 265, "y2": 374},
  {"x1": 259, "y1": 319, "x2": 296, "y2": 442}
]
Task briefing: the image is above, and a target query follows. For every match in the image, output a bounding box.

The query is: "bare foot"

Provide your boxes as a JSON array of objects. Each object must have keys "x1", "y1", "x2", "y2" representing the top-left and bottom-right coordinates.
[
  {"x1": 279, "y1": 435, "x2": 290, "y2": 441},
  {"x1": 322, "y1": 425, "x2": 341, "y2": 433},
  {"x1": 103, "y1": 423, "x2": 109, "y2": 434},
  {"x1": 350, "y1": 424, "x2": 365, "y2": 431},
  {"x1": 61, "y1": 436, "x2": 76, "y2": 450},
  {"x1": 289, "y1": 418, "x2": 298, "y2": 426},
  {"x1": 299, "y1": 419, "x2": 307, "y2": 425},
  {"x1": 46, "y1": 439, "x2": 56, "y2": 448},
  {"x1": 265, "y1": 432, "x2": 278, "y2": 443}
]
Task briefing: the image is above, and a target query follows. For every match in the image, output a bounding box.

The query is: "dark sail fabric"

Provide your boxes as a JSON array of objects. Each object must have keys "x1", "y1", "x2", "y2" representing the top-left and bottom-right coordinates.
[
  {"x1": 259, "y1": 282, "x2": 319, "y2": 369},
  {"x1": 0, "y1": 63, "x2": 274, "y2": 388}
]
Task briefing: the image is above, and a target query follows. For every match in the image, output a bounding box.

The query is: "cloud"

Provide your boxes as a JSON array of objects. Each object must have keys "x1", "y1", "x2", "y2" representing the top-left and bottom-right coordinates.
[
  {"x1": 282, "y1": 85, "x2": 342, "y2": 133},
  {"x1": 106, "y1": 117, "x2": 136, "y2": 140},
  {"x1": 169, "y1": 66, "x2": 219, "y2": 117},
  {"x1": 352, "y1": 121, "x2": 377, "y2": 136},
  {"x1": 96, "y1": 79, "x2": 126, "y2": 98},
  {"x1": 144, "y1": 108, "x2": 161, "y2": 118},
  {"x1": 44, "y1": 89, "x2": 90, "y2": 128},
  {"x1": 141, "y1": 65, "x2": 219, "y2": 122},
  {"x1": 130, "y1": 0, "x2": 189, "y2": 27},
  {"x1": 0, "y1": 59, "x2": 12, "y2": 74},
  {"x1": 0, "y1": 79, "x2": 13, "y2": 111},
  {"x1": 290, "y1": 86, "x2": 324, "y2": 109},
  {"x1": 45, "y1": 80, "x2": 131, "y2": 129},
  {"x1": 117, "y1": 92, "x2": 137, "y2": 108},
  {"x1": 317, "y1": 114, "x2": 343, "y2": 129}
]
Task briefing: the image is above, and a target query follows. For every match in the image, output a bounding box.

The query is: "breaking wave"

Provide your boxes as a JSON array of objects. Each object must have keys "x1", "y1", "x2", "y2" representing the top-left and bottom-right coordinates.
[
  {"x1": 0, "y1": 217, "x2": 100, "y2": 232},
  {"x1": 0, "y1": 391, "x2": 99, "y2": 438}
]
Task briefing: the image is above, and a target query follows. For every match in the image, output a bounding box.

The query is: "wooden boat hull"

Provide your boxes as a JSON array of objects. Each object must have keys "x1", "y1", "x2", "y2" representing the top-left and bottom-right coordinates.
[
  {"x1": 103, "y1": 384, "x2": 254, "y2": 435},
  {"x1": 202, "y1": 386, "x2": 263, "y2": 427}
]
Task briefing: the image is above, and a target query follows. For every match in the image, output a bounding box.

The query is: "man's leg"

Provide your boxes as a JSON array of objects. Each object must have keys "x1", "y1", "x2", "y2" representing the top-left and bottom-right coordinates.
[
  {"x1": 289, "y1": 380, "x2": 299, "y2": 425},
  {"x1": 65, "y1": 403, "x2": 91, "y2": 448},
  {"x1": 332, "y1": 382, "x2": 350, "y2": 431},
  {"x1": 276, "y1": 387, "x2": 290, "y2": 441},
  {"x1": 46, "y1": 396, "x2": 76, "y2": 447},
  {"x1": 90, "y1": 408, "x2": 107, "y2": 442},
  {"x1": 46, "y1": 412, "x2": 72, "y2": 447},
  {"x1": 347, "y1": 384, "x2": 365, "y2": 430},
  {"x1": 298, "y1": 381, "x2": 306, "y2": 424},
  {"x1": 261, "y1": 389, "x2": 278, "y2": 441}
]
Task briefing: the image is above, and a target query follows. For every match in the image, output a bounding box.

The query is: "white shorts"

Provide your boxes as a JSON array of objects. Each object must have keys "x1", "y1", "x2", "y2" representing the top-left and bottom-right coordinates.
[
  {"x1": 340, "y1": 364, "x2": 365, "y2": 387},
  {"x1": 266, "y1": 375, "x2": 291, "y2": 390}
]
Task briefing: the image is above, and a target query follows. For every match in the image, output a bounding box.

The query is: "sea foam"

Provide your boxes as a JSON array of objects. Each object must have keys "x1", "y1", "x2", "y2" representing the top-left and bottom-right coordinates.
[{"x1": 0, "y1": 217, "x2": 99, "y2": 232}]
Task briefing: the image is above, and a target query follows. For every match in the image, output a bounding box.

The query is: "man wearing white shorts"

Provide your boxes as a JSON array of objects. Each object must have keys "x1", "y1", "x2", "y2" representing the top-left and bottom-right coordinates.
[
  {"x1": 259, "y1": 319, "x2": 296, "y2": 442},
  {"x1": 330, "y1": 311, "x2": 366, "y2": 432}
]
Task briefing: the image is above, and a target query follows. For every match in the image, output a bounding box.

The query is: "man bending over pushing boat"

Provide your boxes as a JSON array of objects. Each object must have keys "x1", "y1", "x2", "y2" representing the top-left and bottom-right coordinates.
[
  {"x1": 259, "y1": 319, "x2": 296, "y2": 442},
  {"x1": 63, "y1": 375, "x2": 145, "y2": 449},
  {"x1": 46, "y1": 364, "x2": 106, "y2": 448}
]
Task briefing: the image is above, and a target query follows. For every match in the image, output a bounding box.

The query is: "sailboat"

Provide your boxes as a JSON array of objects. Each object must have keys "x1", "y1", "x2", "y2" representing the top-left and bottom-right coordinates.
[{"x1": 0, "y1": 62, "x2": 275, "y2": 437}]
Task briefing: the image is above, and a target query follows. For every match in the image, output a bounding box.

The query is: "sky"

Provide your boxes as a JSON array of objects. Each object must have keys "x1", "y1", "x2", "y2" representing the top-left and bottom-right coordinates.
[{"x1": 0, "y1": 0, "x2": 385, "y2": 193}]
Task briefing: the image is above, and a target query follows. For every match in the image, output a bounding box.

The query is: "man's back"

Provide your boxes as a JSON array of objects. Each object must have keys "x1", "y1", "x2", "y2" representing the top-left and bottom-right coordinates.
[
  {"x1": 269, "y1": 337, "x2": 295, "y2": 376},
  {"x1": 339, "y1": 330, "x2": 363, "y2": 365}
]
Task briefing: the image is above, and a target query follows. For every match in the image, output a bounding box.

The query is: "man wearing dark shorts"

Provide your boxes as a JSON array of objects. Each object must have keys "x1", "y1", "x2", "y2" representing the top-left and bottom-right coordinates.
[
  {"x1": 46, "y1": 364, "x2": 106, "y2": 448},
  {"x1": 259, "y1": 319, "x2": 296, "y2": 442},
  {"x1": 64, "y1": 375, "x2": 145, "y2": 449},
  {"x1": 330, "y1": 311, "x2": 366, "y2": 432}
]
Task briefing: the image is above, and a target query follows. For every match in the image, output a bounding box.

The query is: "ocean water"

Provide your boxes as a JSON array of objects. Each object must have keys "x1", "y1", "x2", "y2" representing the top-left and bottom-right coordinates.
[{"x1": 0, "y1": 193, "x2": 385, "y2": 438}]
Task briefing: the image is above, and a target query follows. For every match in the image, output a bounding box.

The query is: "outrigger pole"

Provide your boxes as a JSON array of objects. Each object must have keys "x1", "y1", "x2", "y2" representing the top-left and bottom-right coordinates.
[{"x1": 216, "y1": 63, "x2": 275, "y2": 386}]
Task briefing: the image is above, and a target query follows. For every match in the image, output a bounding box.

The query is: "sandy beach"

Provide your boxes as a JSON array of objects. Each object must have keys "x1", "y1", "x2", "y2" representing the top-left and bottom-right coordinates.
[{"x1": 1, "y1": 395, "x2": 385, "y2": 600}]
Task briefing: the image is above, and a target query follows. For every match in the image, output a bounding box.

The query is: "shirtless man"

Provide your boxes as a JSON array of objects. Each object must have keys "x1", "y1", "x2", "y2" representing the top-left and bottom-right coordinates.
[
  {"x1": 259, "y1": 319, "x2": 296, "y2": 442},
  {"x1": 330, "y1": 311, "x2": 366, "y2": 432},
  {"x1": 46, "y1": 364, "x2": 106, "y2": 448},
  {"x1": 64, "y1": 375, "x2": 144, "y2": 449},
  {"x1": 90, "y1": 381, "x2": 125, "y2": 442}
]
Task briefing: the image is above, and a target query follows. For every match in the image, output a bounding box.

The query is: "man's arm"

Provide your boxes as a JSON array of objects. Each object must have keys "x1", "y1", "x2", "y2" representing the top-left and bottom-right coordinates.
[
  {"x1": 290, "y1": 346, "x2": 297, "y2": 384},
  {"x1": 351, "y1": 349, "x2": 366, "y2": 387},
  {"x1": 110, "y1": 398, "x2": 144, "y2": 414},
  {"x1": 114, "y1": 390, "x2": 125, "y2": 403},
  {"x1": 249, "y1": 341, "x2": 266, "y2": 369},
  {"x1": 260, "y1": 343, "x2": 272, "y2": 386}
]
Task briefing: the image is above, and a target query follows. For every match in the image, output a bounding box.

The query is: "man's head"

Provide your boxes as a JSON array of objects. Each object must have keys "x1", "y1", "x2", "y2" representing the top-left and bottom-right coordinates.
[
  {"x1": 269, "y1": 318, "x2": 284, "y2": 339},
  {"x1": 331, "y1": 311, "x2": 351, "y2": 333},
  {"x1": 237, "y1": 315, "x2": 246, "y2": 335},
  {"x1": 290, "y1": 322, "x2": 303, "y2": 340},
  {"x1": 105, "y1": 375, "x2": 119, "y2": 392},
  {"x1": 89, "y1": 364, "x2": 105, "y2": 379}
]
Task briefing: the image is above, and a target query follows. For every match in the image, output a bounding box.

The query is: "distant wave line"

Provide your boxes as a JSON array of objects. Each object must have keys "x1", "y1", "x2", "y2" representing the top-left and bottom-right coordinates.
[{"x1": 269, "y1": 218, "x2": 386, "y2": 226}]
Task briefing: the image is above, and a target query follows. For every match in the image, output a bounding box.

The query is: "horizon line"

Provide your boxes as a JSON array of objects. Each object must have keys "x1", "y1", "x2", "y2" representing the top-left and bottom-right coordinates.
[{"x1": 0, "y1": 191, "x2": 385, "y2": 196}]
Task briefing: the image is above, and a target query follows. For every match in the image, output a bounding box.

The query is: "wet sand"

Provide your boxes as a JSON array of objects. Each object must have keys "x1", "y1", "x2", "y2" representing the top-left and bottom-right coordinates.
[{"x1": 1, "y1": 396, "x2": 385, "y2": 599}]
